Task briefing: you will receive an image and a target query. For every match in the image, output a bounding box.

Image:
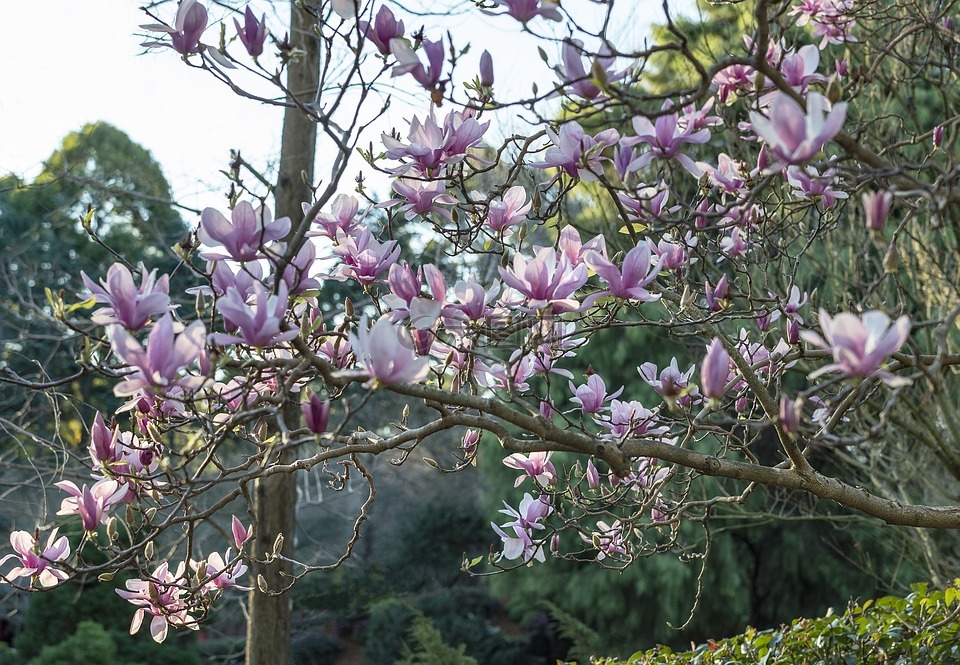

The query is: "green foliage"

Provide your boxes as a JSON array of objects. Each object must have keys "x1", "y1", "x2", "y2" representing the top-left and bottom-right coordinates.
[
  {"x1": 364, "y1": 597, "x2": 419, "y2": 665},
  {"x1": 27, "y1": 621, "x2": 116, "y2": 665},
  {"x1": 294, "y1": 563, "x2": 394, "y2": 620},
  {"x1": 414, "y1": 588, "x2": 525, "y2": 665},
  {"x1": 541, "y1": 600, "x2": 603, "y2": 664},
  {"x1": 397, "y1": 616, "x2": 478, "y2": 665},
  {"x1": 592, "y1": 582, "x2": 960, "y2": 664},
  {"x1": 0, "y1": 643, "x2": 21, "y2": 665}
]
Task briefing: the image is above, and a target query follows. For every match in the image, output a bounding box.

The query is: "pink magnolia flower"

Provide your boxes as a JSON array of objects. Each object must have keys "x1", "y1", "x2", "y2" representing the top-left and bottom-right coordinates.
[
  {"x1": 581, "y1": 520, "x2": 627, "y2": 560},
  {"x1": 801, "y1": 309, "x2": 911, "y2": 386},
  {"x1": 568, "y1": 375, "x2": 623, "y2": 414},
  {"x1": 391, "y1": 37, "x2": 445, "y2": 91},
  {"x1": 780, "y1": 395, "x2": 804, "y2": 433},
  {"x1": 749, "y1": 93, "x2": 847, "y2": 168},
  {"x1": 862, "y1": 190, "x2": 893, "y2": 232},
  {"x1": 234, "y1": 7, "x2": 267, "y2": 57},
  {"x1": 333, "y1": 228, "x2": 401, "y2": 285},
  {"x1": 302, "y1": 391, "x2": 330, "y2": 434},
  {"x1": 626, "y1": 101, "x2": 712, "y2": 177},
  {"x1": 598, "y1": 399, "x2": 668, "y2": 440},
  {"x1": 382, "y1": 109, "x2": 488, "y2": 176},
  {"x1": 648, "y1": 232, "x2": 698, "y2": 273},
  {"x1": 705, "y1": 274, "x2": 731, "y2": 311},
  {"x1": 584, "y1": 243, "x2": 661, "y2": 301},
  {"x1": 479, "y1": 50, "x2": 494, "y2": 87},
  {"x1": 350, "y1": 316, "x2": 432, "y2": 387},
  {"x1": 585, "y1": 459, "x2": 600, "y2": 489},
  {"x1": 0, "y1": 529, "x2": 71, "y2": 588},
  {"x1": 382, "y1": 262, "x2": 445, "y2": 330},
  {"x1": 55, "y1": 479, "x2": 128, "y2": 532},
  {"x1": 359, "y1": 5, "x2": 404, "y2": 56},
  {"x1": 116, "y1": 562, "x2": 198, "y2": 643},
  {"x1": 380, "y1": 178, "x2": 458, "y2": 220},
  {"x1": 701, "y1": 338, "x2": 733, "y2": 401},
  {"x1": 531, "y1": 121, "x2": 620, "y2": 181},
  {"x1": 485, "y1": 0, "x2": 561, "y2": 23},
  {"x1": 556, "y1": 225, "x2": 607, "y2": 266},
  {"x1": 198, "y1": 201, "x2": 291, "y2": 262},
  {"x1": 192, "y1": 551, "x2": 250, "y2": 593},
  {"x1": 231, "y1": 516, "x2": 252, "y2": 551},
  {"x1": 81, "y1": 263, "x2": 173, "y2": 331},
  {"x1": 461, "y1": 429, "x2": 480, "y2": 455},
  {"x1": 487, "y1": 186, "x2": 531, "y2": 233},
  {"x1": 559, "y1": 39, "x2": 623, "y2": 100},
  {"x1": 492, "y1": 493, "x2": 552, "y2": 563},
  {"x1": 211, "y1": 282, "x2": 299, "y2": 348},
  {"x1": 142, "y1": 0, "x2": 208, "y2": 55},
  {"x1": 787, "y1": 165, "x2": 848, "y2": 208},
  {"x1": 109, "y1": 314, "x2": 207, "y2": 397},
  {"x1": 502, "y1": 451, "x2": 557, "y2": 487},
  {"x1": 499, "y1": 247, "x2": 590, "y2": 313},
  {"x1": 305, "y1": 194, "x2": 360, "y2": 240},
  {"x1": 638, "y1": 358, "x2": 700, "y2": 409}
]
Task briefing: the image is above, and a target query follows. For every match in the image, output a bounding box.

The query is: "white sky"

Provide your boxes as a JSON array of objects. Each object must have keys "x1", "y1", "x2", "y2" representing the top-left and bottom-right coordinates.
[{"x1": 1, "y1": 0, "x2": 689, "y2": 217}]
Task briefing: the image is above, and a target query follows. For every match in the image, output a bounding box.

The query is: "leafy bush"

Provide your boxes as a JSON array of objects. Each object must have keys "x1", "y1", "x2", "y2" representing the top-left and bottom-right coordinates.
[
  {"x1": 28, "y1": 621, "x2": 116, "y2": 665},
  {"x1": 591, "y1": 582, "x2": 960, "y2": 664},
  {"x1": 415, "y1": 588, "x2": 525, "y2": 665},
  {"x1": 397, "y1": 616, "x2": 477, "y2": 665},
  {"x1": 364, "y1": 597, "x2": 419, "y2": 665}
]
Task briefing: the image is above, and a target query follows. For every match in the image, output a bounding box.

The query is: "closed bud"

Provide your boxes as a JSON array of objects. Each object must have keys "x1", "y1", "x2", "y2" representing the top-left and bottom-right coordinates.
[
  {"x1": 586, "y1": 459, "x2": 600, "y2": 490},
  {"x1": 826, "y1": 74, "x2": 843, "y2": 104},
  {"x1": 883, "y1": 242, "x2": 900, "y2": 273},
  {"x1": 479, "y1": 49, "x2": 494, "y2": 87},
  {"x1": 144, "y1": 541, "x2": 155, "y2": 560},
  {"x1": 344, "y1": 296, "x2": 355, "y2": 319},
  {"x1": 780, "y1": 395, "x2": 803, "y2": 434}
]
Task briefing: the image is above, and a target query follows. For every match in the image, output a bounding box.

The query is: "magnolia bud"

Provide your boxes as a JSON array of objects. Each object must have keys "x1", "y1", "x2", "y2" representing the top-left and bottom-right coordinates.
[
  {"x1": 826, "y1": 74, "x2": 843, "y2": 104},
  {"x1": 883, "y1": 242, "x2": 900, "y2": 273},
  {"x1": 144, "y1": 540, "x2": 155, "y2": 560},
  {"x1": 780, "y1": 396, "x2": 803, "y2": 434},
  {"x1": 479, "y1": 50, "x2": 494, "y2": 87}
]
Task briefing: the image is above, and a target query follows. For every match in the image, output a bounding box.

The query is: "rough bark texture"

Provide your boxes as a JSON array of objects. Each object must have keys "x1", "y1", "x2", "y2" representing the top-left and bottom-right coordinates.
[{"x1": 245, "y1": 2, "x2": 319, "y2": 664}]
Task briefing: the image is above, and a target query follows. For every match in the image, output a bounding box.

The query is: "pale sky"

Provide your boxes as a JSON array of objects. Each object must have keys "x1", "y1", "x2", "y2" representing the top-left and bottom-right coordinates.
[{"x1": 1, "y1": 0, "x2": 689, "y2": 215}]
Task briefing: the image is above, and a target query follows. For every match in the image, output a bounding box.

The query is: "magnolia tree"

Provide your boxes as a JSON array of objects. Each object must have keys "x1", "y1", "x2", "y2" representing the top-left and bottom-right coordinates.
[{"x1": 4, "y1": 0, "x2": 960, "y2": 647}]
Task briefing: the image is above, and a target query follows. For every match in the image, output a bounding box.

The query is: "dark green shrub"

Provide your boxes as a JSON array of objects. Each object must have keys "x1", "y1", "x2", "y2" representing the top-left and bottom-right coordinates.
[
  {"x1": 415, "y1": 588, "x2": 525, "y2": 665},
  {"x1": 592, "y1": 582, "x2": 960, "y2": 664},
  {"x1": 27, "y1": 621, "x2": 116, "y2": 665},
  {"x1": 364, "y1": 597, "x2": 418, "y2": 665},
  {"x1": 398, "y1": 616, "x2": 477, "y2": 665}
]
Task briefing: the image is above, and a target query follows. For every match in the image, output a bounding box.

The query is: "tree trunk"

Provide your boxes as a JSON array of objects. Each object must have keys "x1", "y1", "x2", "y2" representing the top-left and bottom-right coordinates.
[{"x1": 245, "y1": 2, "x2": 319, "y2": 664}]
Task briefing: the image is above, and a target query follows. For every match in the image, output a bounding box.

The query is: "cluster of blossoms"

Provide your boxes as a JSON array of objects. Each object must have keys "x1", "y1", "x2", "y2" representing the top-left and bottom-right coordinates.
[{"x1": 6, "y1": 0, "x2": 941, "y2": 642}]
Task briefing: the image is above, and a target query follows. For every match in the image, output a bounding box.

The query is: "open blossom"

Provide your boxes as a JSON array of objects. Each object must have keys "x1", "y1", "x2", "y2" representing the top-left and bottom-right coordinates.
[
  {"x1": 305, "y1": 194, "x2": 360, "y2": 240},
  {"x1": 486, "y1": 186, "x2": 531, "y2": 233},
  {"x1": 749, "y1": 93, "x2": 847, "y2": 168},
  {"x1": 142, "y1": 0, "x2": 208, "y2": 55},
  {"x1": 192, "y1": 551, "x2": 250, "y2": 593},
  {"x1": 531, "y1": 121, "x2": 620, "y2": 181},
  {"x1": 625, "y1": 101, "x2": 712, "y2": 177},
  {"x1": 333, "y1": 228, "x2": 401, "y2": 285},
  {"x1": 391, "y1": 37, "x2": 445, "y2": 91},
  {"x1": 639, "y1": 358, "x2": 700, "y2": 409},
  {"x1": 787, "y1": 165, "x2": 848, "y2": 208},
  {"x1": 350, "y1": 316, "x2": 432, "y2": 387},
  {"x1": 109, "y1": 314, "x2": 207, "y2": 397},
  {"x1": 359, "y1": 5, "x2": 404, "y2": 56},
  {"x1": 0, "y1": 529, "x2": 71, "y2": 588},
  {"x1": 581, "y1": 520, "x2": 627, "y2": 560},
  {"x1": 383, "y1": 262, "x2": 446, "y2": 330},
  {"x1": 503, "y1": 451, "x2": 557, "y2": 487},
  {"x1": 559, "y1": 39, "x2": 622, "y2": 100},
  {"x1": 569, "y1": 375, "x2": 623, "y2": 414},
  {"x1": 198, "y1": 201, "x2": 291, "y2": 262},
  {"x1": 380, "y1": 178, "x2": 458, "y2": 220},
  {"x1": 81, "y1": 263, "x2": 172, "y2": 331},
  {"x1": 499, "y1": 247, "x2": 590, "y2": 313},
  {"x1": 492, "y1": 493, "x2": 552, "y2": 563},
  {"x1": 485, "y1": 0, "x2": 561, "y2": 23},
  {"x1": 584, "y1": 243, "x2": 661, "y2": 301},
  {"x1": 117, "y1": 563, "x2": 198, "y2": 643},
  {"x1": 599, "y1": 400, "x2": 668, "y2": 440},
  {"x1": 211, "y1": 282, "x2": 299, "y2": 348},
  {"x1": 55, "y1": 479, "x2": 128, "y2": 532},
  {"x1": 382, "y1": 110, "x2": 488, "y2": 176},
  {"x1": 801, "y1": 309, "x2": 911, "y2": 386}
]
